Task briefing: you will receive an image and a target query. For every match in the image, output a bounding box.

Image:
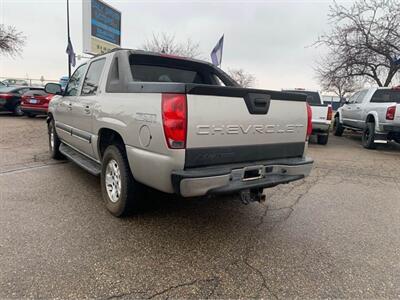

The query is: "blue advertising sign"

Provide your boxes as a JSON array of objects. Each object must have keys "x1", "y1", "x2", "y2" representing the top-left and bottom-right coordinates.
[{"x1": 91, "y1": 0, "x2": 121, "y2": 46}]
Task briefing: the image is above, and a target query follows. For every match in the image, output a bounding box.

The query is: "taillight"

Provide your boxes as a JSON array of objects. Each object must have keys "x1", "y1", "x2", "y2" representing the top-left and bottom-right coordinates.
[
  {"x1": 386, "y1": 105, "x2": 396, "y2": 120},
  {"x1": 306, "y1": 103, "x2": 312, "y2": 140},
  {"x1": 162, "y1": 93, "x2": 187, "y2": 149},
  {"x1": 45, "y1": 94, "x2": 54, "y2": 101},
  {"x1": 327, "y1": 105, "x2": 333, "y2": 121},
  {"x1": 0, "y1": 93, "x2": 12, "y2": 100}
]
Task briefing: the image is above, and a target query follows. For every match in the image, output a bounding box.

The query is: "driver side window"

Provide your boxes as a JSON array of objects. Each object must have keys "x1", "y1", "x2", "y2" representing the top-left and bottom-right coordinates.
[
  {"x1": 65, "y1": 64, "x2": 87, "y2": 97},
  {"x1": 348, "y1": 92, "x2": 360, "y2": 104}
]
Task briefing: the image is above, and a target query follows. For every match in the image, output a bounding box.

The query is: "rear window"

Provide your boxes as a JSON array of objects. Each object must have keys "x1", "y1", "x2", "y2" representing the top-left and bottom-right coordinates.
[
  {"x1": 285, "y1": 90, "x2": 322, "y2": 105},
  {"x1": 23, "y1": 90, "x2": 47, "y2": 97},
  {"x1": 129, "y1": 54, "x2": 234, "y2": 86},
  {"x1": 371, "y1": 89, "x2": 400, "y2": 103}
]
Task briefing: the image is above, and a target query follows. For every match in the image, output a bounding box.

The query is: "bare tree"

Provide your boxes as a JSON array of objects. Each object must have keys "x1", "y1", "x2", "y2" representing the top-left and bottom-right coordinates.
[
  {"x1": 315, "y1": 0, "x2": 400, "y2": 87},
  {"x1": 316, "y1": 66, "x2": 360, "y2": 102},
  {"x1": 228, "y1": 68, "x2": 256, "y2": 87},
  {"x1": 0, "y1": 24, "x2": 25, "y2": 56},
  {"x1": 142, "y1": 33, "x2": 201, "y2": 59}
]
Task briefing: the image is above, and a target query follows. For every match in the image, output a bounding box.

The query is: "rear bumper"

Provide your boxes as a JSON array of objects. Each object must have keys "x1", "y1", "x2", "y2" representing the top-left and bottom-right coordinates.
[
  {"x1": 21, "y1": 105, "x2": 48, "y2": 115},
  {"x1": 382, "y1": 125, "x2": 400, "y2": 133},
  {"x1": 312, "y1": 120, "x2": 330, "y2": 133},
  {"x1": 171, "y1": 157, "x2": 313, "y2": 197}
]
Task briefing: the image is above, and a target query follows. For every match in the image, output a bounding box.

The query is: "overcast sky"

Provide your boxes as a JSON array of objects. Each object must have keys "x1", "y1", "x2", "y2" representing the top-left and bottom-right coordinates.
[{"x1": 0, "y1": 0, "x2": 348, "y2": 90}]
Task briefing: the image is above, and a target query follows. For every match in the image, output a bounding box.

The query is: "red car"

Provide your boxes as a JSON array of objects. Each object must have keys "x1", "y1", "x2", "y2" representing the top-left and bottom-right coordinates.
[{"x1": 21, "y1": 88, "x2": 55, "y2": 117}]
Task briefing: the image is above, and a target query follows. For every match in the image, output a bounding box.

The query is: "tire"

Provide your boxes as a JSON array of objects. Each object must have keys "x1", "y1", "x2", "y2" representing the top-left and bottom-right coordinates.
[
  {"x1": 13, "y1": 103, "x2": 24, "y2": 116},
  {"x1": 333, "y1": 116, "x2": 344, "y2": 136},
  {"x1": 48, "y1": 119, "x2": 63, "y2": 159},
  {"x1": 26, "y1": 113, "x2": 36, "y2": 118},
  {"x1": 101, "y1": 145, "x2": 141, "y2": 217},
  {"x1": 362, "y1": 122, "x2": 377, "y2": 149},
  {"x1": 317, "y1": 134, "x2": 329, "y2": 145}
]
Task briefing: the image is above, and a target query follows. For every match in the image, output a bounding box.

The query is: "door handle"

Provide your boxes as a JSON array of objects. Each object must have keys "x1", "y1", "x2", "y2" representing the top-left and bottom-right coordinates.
[
  {"x1": 67, "y1": 103, "x2": 72, "y2": 110},
  {"x1": 84, "y1": 105, "x2": 91, "y2": 114}
]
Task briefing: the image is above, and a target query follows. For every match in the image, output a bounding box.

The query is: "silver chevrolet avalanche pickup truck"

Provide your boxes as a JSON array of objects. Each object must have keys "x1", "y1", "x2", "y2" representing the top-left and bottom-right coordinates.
[{"x1": 45, "y1": 49, "x2": 313, "y2": 217}]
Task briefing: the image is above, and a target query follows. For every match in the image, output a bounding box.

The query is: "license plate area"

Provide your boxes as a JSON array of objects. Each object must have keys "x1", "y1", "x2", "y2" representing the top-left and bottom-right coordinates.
[{"x1": 29, "y1": 98, "x2": 38, "y2": 104}]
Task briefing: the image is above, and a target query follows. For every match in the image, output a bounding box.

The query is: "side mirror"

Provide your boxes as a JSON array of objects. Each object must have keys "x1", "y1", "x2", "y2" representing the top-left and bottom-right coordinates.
[{"x1": 45, "y1": 83, "x2": 63, "y2": 95}]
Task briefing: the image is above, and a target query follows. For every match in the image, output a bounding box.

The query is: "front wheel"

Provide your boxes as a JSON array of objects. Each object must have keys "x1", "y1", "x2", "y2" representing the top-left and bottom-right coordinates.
[
  {"x1": 101, "y1": 145, "x2": 142, "y2": 217},
  {"x1": 333, "y1": 116, "x2": 344, "y2": 136},
  {"x1": 362, "y1": 122, "x2": 377, "y2": 149},
  {"x1": 13, "y1": 103, "x2": 24, "y2": 116},
  {"x1": 48, "y1": 119, "x2": 63, "y2": 159}
]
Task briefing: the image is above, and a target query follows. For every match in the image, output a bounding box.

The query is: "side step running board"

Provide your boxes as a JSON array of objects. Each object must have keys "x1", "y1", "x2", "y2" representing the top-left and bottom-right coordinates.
[{"x1": 59, "y1": 143, "x2": 101, "y2": 176}]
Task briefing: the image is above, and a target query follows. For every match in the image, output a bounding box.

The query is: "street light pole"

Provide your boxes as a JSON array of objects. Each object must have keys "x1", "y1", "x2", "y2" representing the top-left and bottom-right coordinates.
[{"x1": 67, "y1": 0, "x2": 71, "y2": 78}]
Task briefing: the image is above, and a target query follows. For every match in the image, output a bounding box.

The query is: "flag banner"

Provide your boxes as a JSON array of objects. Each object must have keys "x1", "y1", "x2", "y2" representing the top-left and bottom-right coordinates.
[
  {"x1": 66, "y1": 39, "x2": 76, "y2": 67},
  {"x1": 211, "y1": 35, "x2": 224, "y2": 66}
]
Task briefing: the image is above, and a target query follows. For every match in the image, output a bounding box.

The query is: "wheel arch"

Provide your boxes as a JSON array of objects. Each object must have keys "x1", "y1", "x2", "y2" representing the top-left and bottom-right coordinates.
[
  {"x1": 97, "y1": 128, "x2": 126, "y2": 160},
  {"x1": 365, "y1": 112, "x2": 380, "y2": 131}
]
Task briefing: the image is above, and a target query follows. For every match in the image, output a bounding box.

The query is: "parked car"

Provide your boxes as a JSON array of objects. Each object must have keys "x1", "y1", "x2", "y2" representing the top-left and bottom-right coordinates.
[
  {"x1": 0, "y1": 81, "x2": 6, "y2": 87},
  {"x1": 333, "y1": 86, "x2": 400, "y2": 149},
  {"x1": 283, "y1": 88, "x2": 332, "y2": 145},
  {"x1": 2, "y1": 79, "x2": 29, "y2": 86},
  {"x1": 21, "y1": 88, "x2": 55, "y2": 117},
  {"x1": 45, "y1": 49, "x2": 313, "y2": 217},
  {"x1": 0, "y1": 86, "x2": 43, "y2": 115}
]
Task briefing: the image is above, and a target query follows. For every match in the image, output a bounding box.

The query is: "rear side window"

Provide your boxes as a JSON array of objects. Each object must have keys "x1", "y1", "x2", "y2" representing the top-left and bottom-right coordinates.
[
  {"x1": 23, "y1": 90, "x2": 46, "y2": 97},
  {"x1": 371, "y1": 90, "x2": 400, "y2": 103},
  {"x1": 81, "y1": 59, "x2": 106, "y2": 96}
]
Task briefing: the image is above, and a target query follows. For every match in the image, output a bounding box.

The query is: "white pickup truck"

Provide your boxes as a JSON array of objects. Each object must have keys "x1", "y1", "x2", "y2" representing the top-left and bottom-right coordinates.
[
  {"x1": 44, "y1": 49, "x2": 313, "y2": 217},
  {"x1": 283, "y1": 89, "x2": 332, "y2": 145},
  {"x1": 333, "y1": 87, "x2": 400, "y2": 149}
]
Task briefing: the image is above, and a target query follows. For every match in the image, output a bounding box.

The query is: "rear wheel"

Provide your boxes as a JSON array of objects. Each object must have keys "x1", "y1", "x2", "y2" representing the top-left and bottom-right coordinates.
[
  {"x1": 362, "y1": 122, "x2": 377, "y2": 149},
  {"x1": 48, "y1": 119, "x2": 63, "y2": 159},
  {"x1": 13, "y1": 103, "x2": 24, "y2": 116},
  {"x1": 333, "y1": 116, "x2": 344, "y2": 136},
  {"x1": 26, "y1": 113, "x2": 36, "y2": 118},
  {"x1": 317, "y1": 134, "x2": 329, "y2": 145},
  {"x1": 101, "y1": 145, "x2": 142, "y2": 217}
]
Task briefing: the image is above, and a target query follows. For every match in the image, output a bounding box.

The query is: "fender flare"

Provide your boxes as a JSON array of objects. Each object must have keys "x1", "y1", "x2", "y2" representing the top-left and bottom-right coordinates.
[
  {"x1": 335, "y1": 110, "x2": 343, "y2": 123},
  {"x1": 365, "y1": 112, "x2": 380, "y2": 131}
]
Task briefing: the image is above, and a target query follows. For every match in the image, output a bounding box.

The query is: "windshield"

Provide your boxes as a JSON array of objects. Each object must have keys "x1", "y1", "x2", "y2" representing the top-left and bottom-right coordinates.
[{"x1": 371, "y1": 89, "x2": 400, "y2": 103}]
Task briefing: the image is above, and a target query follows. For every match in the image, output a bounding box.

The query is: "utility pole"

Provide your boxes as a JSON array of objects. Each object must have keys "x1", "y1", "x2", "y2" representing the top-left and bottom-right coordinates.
[{"x1": 67, "y1": 0, "x2": 71, "y2": 78}]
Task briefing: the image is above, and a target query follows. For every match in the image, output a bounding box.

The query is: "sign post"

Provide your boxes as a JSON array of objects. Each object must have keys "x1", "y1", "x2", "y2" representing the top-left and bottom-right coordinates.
[{"x1": 82, "y1": 0, "x2": 121, "y2": 55}]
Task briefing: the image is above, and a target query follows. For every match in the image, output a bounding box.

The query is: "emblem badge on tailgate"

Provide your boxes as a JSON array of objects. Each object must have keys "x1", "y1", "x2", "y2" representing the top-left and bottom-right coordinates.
[{"x1": 196, "y1": 124, "x2": 304, "y2": 135}]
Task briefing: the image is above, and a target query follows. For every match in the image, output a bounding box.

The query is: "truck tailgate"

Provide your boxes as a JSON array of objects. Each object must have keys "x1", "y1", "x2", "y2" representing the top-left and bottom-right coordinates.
[
  {"x1": 185, "y1": 85, "x2": 308, "y2": 168},
  {"x1": 395, "y1": 104, "x2": 400, "y2": 124},
  {"x1": 310, "y1": 104, "x2": 329, "y2": 124}
]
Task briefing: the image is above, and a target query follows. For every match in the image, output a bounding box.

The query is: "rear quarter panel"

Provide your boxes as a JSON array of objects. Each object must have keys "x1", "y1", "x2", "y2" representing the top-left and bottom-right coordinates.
[{"x1": 93, "y1": 93, "x2": 185, "y2": 193}]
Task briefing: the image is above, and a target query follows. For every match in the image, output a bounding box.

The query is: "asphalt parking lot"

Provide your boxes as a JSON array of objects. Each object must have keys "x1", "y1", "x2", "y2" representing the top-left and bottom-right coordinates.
[{"x1": 1, "y1": 114, "x2": 400, "y2": 299}]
